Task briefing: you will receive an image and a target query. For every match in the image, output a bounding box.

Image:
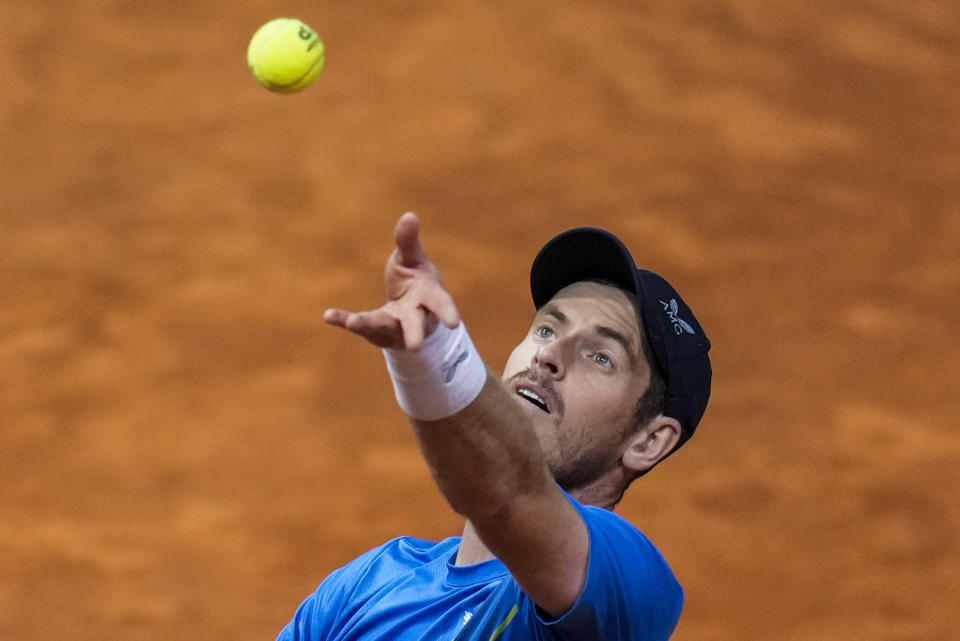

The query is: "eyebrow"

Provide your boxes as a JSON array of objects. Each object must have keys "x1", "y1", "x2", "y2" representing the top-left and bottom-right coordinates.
[
  {"x1": 595, "y1": 326, "x2": 637, "y2": 367},
  {"x1": 540, "y1": 303, "x2": 568, "y2": 325},
  {"x1": 538, "y1": 303, "x2": 637, "y2": 367}
]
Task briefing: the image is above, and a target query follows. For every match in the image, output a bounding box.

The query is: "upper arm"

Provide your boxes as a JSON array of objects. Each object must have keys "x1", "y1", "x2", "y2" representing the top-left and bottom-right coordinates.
[
  {"x1": 538, "y1": 506, "x2": 684, "y2": 641},
  {"x1": 471, "y1": 477, "x2": 590, "y2": 617},
  {"x1": 472, "y1": 490, "x2": 683, "y2": 641}
]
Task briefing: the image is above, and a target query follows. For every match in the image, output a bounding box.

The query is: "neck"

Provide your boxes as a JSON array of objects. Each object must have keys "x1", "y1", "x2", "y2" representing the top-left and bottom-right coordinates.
[
  {"x1": 455, "y1": 520, "x2": 495, "y2": 566},
  {"x1": 567, "y1": 482, "x2": 622, "y2": 511}
]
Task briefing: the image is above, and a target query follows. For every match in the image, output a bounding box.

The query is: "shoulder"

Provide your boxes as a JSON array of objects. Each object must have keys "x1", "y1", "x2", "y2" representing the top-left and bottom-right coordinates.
[
  {"x1": 293, "y1": 536, "x2": 460, "y2": 611},
  {"x1": 577, "y1": 499, "x2": 680, "y2": 595},
  {"x1": 575, "y1": 500, "x2": 675, "y2": 573},
  {"x1": 527, "y1": 494, "x2": 683, "y2": 641},
  {"x1": 275, "y1": 536, "x2": 460, "y2": 641},
  {"x1": 331, "y1": 535, "x2": 459, "y2": 586}
]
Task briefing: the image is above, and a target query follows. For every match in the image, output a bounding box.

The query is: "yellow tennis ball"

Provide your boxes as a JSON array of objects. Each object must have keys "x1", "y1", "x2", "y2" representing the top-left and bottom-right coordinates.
[{"x1": 247, "y1": 18, "x2": 325, "y2": 93}]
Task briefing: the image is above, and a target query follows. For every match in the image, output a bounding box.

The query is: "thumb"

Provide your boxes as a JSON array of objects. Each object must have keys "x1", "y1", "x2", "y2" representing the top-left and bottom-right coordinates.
[{"x1": 394, "y1": 212, "x2": 429, "y2": 267}]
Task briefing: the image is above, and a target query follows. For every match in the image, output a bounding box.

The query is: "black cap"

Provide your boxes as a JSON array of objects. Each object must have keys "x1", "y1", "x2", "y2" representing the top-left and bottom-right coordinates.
[{"x1": 530, "y1": 228, "x2": 712, "y2": 448}]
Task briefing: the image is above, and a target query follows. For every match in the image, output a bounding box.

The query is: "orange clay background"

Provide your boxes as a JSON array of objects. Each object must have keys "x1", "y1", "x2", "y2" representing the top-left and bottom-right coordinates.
[{"x1": 1, "y1": 2, "x2": 958, "y2": 640}]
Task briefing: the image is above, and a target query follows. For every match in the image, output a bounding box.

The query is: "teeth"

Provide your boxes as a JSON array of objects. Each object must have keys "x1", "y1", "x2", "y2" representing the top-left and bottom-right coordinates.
[
  {"x1": 518, "y1": 388, "x2": 544, "y2": 403},
  {"x1": 517, "y1": 388, "x2": 548, "y2": 411}
]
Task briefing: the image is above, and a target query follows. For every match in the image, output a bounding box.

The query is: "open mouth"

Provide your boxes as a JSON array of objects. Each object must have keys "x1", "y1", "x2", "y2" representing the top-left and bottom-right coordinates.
[{"x1": 516, "y1": 387, "x2": 550, "y2": 413}]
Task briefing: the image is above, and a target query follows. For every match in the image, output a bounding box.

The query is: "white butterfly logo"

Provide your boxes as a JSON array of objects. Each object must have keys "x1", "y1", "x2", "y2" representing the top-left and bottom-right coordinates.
[{"x1": 660, "y1": 299, "x2": 696, "y2": 335}]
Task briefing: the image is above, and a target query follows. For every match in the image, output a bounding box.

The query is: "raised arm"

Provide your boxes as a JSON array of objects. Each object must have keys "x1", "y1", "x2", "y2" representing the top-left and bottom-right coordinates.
[{"x1": 324, "y1": 213, "x2": 588, "y2": 616}]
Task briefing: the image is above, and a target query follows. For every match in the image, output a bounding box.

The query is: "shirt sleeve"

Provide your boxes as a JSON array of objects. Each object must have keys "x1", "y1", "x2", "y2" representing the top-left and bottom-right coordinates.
[{"x1": 535, "y1": 497, "x2": 684, "y2": 641}]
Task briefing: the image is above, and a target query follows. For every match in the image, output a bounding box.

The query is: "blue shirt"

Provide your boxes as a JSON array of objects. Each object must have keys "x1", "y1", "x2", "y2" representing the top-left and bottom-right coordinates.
[{"x1": 277, "y1": 494, "x2": 683, "y2": 641}]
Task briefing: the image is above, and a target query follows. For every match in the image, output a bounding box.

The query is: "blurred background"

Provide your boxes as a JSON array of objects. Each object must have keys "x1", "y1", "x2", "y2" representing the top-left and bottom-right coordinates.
[{"x1": 1, "y1": 1, "x2": 958, "y2": 640}]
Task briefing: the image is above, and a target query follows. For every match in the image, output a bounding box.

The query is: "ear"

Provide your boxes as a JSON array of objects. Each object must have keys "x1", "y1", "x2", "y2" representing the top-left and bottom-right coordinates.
[{"x1": 622, "y1": 416, "x2": 682, "y2": 474}]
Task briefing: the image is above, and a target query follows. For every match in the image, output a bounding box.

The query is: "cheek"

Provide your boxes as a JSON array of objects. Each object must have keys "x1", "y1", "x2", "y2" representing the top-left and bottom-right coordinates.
[
  {"x1": 502, "y1": 340, "x2": 535, "y2": 378},
  {"x1": 566, "y1": 375, "x2": 635, "y2": 421}
]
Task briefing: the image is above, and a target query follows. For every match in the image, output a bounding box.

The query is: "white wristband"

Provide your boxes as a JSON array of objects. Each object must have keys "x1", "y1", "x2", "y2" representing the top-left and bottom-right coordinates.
[{"x1": 383, "y1": 322, "x2": 487, "y2": 421}]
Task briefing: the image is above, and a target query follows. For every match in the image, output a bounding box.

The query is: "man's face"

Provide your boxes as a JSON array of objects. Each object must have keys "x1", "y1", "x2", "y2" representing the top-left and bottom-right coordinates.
[{"x1": 502, "y1": 281, "x2": 651, "y2": 490}]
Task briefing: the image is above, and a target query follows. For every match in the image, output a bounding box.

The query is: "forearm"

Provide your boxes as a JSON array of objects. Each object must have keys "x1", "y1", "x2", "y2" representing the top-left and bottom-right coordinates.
[
  {"x1": 410, "y1": 367, "x2": 589, "y2": 614},
  {"x1": 409, "y1": 368, "x2": 554, "y2": 521}
]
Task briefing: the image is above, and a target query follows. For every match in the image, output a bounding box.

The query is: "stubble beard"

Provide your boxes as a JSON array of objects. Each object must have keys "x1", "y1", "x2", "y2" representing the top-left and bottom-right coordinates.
[
  {"x1": 505, "y1": 368, "x2": 611, "y2": 493},
  {"x1": 547, "y1": 431, "x2": 612, "y2": 492}
]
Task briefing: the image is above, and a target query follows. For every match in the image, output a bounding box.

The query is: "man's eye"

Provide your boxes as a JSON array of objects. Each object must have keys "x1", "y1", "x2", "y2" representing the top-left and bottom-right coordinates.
[
  {"x1": 593, "y1": 353, "x2": 613, "y2": 368},
  {"x1": 536, "y1": 326, "x2": 555, "y2": 339}
]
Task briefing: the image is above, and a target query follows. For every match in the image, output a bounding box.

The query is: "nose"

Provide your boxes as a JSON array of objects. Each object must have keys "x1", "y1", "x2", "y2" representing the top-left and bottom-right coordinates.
[{"x1": 532, "y1": 337, "x2": 567, "y2": 379}]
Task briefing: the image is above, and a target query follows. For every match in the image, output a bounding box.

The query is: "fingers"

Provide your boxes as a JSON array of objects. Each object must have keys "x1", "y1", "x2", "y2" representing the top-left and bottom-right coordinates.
[
  {"x1": 394, "y1": 274, "x2": 460, "y2": 333},
  {"x1": 326, "y1": 211, "x2": 460, "y2": 350},
  {"x1": 324, "y1": 302, "x2": 444, "y2": 351},
  {"x1": 325, "y1": 294, "x2": 455, "y2": 351},
  {"x1": 324, "y1": 308, "x2": 404, "y2": 349},
  {"x1": 399, "y1": 312, "x2": 426, "y2": 351},
  {"x1": 393, "y1": 212, "x2": 429, "y2": 267},
  {"x1": 421, "y1": 284, "x2": 460, "y2": 328}
]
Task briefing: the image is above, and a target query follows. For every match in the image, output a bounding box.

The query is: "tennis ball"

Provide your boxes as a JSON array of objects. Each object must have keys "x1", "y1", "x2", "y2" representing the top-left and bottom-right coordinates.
[{"x1": 247, "y1": 18, "x2": 325, "y2": 93}]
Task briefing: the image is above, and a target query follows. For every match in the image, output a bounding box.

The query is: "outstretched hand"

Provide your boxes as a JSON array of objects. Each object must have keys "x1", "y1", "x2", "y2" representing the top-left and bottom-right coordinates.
[{"x1": 324, "y1": 213, "x2": 460, "y2": 350}]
